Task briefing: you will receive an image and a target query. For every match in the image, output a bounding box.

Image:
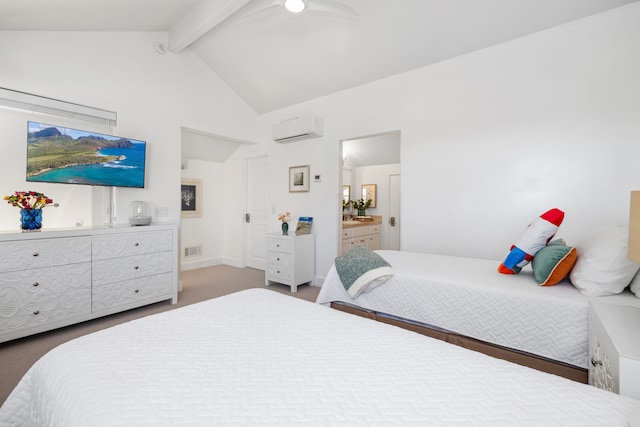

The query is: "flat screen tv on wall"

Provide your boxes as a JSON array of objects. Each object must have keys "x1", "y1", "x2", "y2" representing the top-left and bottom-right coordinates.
[{"x1": 26, "y1": 121, "x2": 146, "y2": 188}]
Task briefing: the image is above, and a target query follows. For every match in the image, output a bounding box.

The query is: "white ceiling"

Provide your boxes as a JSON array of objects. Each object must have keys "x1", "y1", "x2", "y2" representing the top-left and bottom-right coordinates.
[{"x1": 1, "y1": 0, "x2": 637, "y2": 115}]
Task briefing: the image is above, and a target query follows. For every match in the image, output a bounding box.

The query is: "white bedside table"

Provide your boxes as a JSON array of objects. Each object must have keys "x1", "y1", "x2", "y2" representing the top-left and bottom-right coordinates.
[
  {"x1": 588, "y1": 301, "x2": 640, "y2": 399},
  {"x1": 265, "y1": 233, "x2": 315, "y2": 292}
]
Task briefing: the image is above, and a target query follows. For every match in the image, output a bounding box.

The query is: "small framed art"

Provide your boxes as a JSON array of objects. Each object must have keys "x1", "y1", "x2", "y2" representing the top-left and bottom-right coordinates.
[
  {"x1": 289, "y1": 165, "x2": 310, "y2": 192},
  {"x1": 361, "y1": 184, "x2": 377, "y2": 208},
  {"x1": 181, "y1": 178, "x2": 202, "y2": 217}
]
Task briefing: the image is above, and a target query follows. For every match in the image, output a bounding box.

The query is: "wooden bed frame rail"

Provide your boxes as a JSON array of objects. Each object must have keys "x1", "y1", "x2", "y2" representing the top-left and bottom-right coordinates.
[{"x1": 330, "y1": 301, "x2": 588, "y2": 384}]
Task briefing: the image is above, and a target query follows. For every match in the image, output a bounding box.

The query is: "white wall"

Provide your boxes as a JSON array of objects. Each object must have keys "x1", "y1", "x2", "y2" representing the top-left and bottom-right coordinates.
[
  {"x1": 223, "y1": 3, "x2": 640, "y2": 283},
  {"x1": 4, "y1": 5, "x2": 637, "y2": 287},
  {"x1": 181, "y1": 158, "x2": 225, "y2": 270},
  {"x1": 0, "y1": 31, "x2": 257, "y2": 232}
]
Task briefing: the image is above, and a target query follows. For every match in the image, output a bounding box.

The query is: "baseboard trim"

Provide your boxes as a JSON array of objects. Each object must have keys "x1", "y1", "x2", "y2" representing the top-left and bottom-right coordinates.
[{"x1": 180, "y1": 257, "x2": 223, "y2": 271}]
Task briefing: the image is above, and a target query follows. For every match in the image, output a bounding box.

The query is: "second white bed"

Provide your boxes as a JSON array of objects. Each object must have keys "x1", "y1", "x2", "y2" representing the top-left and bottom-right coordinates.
[{"x1": 317, "y1": 250, "x2": 640, "y2": 369}]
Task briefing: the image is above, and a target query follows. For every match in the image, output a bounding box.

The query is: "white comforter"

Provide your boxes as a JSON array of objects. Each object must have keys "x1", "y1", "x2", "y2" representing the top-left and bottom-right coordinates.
[
  {"x1": 317, "y1": 250, "x2": 640, "y2": 368},
  {"x1": 1, "y1": 288, "x2": 638, "y2": 426}
]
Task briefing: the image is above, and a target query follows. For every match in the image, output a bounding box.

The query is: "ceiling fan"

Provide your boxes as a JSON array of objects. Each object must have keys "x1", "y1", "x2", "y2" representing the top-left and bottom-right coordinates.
[{"x1": 239, "y1": 0, "x2": 358, "y2": 20}]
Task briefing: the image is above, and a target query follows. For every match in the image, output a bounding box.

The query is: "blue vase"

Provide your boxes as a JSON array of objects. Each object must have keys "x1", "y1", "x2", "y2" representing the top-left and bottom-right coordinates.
[
  {"x1": 282, "y1": 222, "x2": 289, "y2": 235},
  {"x1": 21, "y1": 209, "x2": 42, "y2": 231}
]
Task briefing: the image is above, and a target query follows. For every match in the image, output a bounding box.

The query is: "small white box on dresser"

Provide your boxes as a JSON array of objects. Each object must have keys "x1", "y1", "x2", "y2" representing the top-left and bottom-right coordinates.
[
  {"x1": 588, "y1": 301, "x2": 640, "y2": 399},
  {"x1": 265, "y1": 233, "x2": 314, "y2": 293}
]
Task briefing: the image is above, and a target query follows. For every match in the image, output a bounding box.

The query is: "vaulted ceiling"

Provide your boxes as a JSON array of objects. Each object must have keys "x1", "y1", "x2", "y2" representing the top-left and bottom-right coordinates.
[{"x1": 1, "y1": 0, "x2": 637, "y2": 114}]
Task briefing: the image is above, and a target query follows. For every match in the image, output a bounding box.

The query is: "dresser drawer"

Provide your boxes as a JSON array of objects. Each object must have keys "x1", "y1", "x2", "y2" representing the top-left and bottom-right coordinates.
[
  {"x1": 92, "y1": 272, "x2": 174, "y2": 311},
  {"x1": 0, "y1": 263, "x2": 92, "y2": 333},
  {"x1": 267, "y1": 238, "x2": 292, "y2": 253},
  {"x1": 0, "y1": 237, "x2": 91, "y2": 271},
  {"x1": 92, "y1": 230, "x2": 173, "y2": 260},
  {"x1": 92, "y1": 251, "x2": 173, "y2": 286}
]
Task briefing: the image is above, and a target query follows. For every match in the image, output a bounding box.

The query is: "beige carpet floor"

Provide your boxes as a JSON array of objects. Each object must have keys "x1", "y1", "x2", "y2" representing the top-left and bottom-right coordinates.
[{"x1": 0, "y1": 265, "x2": 320, "y2": 406}]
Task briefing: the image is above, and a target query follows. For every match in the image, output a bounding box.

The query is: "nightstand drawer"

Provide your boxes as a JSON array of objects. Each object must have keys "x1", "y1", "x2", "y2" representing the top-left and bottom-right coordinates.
[
  {"x1": 267, "y1": 238, "x2": 292, "y2": 253},
  {"x1": 267, "y1": 251, "x2": 291, "y2": 266},
  {"x1": 266, "y1": 264, "x2": 291, "y2": 281}
]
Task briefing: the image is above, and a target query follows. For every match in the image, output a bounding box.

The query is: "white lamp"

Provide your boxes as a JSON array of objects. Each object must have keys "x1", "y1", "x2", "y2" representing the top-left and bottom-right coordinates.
[{"x1": 284, "y1": 0, "x2": 306, "y2": 13}]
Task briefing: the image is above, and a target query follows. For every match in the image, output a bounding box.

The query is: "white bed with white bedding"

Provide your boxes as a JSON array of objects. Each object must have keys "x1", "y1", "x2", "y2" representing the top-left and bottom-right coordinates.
[
  {"x1": 1, "y1": 288, "x2": 639, "y2": 426},
  {"x1": 317, "y1": 250, "x2": 640, "y2": 370}
]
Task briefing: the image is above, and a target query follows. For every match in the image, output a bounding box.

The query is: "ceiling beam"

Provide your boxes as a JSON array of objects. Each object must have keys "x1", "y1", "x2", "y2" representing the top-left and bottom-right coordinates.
[{"x1": 168, "y1": 0, "x2": 251, "y2": 53}]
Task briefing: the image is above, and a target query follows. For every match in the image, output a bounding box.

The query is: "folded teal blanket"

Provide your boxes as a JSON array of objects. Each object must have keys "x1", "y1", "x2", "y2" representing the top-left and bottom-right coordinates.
[{"x1": 335, "y1": 246, "x2": 394, "y2": 298}]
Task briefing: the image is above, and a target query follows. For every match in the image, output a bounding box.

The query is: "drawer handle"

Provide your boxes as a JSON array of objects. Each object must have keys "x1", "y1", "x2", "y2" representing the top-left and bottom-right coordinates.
[
  {"x1": 276, "y1": 244, "x2": 280, "y2": 247},
  {"x1": 33, "y1": 310, "x2": 40, "y2": 315},
  {"x1": 134, "y1": 266, "x2": 140, "y2": 270},
  {"x1": 134, "y1": 289, "x2": 139, "y2": 293},
  {"x1": 135, "y1": 242, "x2": 140, "y2": 247},
  {"x1": 32, "y1": 282, "x2": 39, "y2": 287},
  {"x1": 277, "y1": 257, "x2": 280, "y2": 261},
  {"x1": 32, "y1": 252, "x2": 39, "y2": 257},
  {"x1": 277, "y1": 270, "x2": 281, "y2": 274},
  {"x1": 591, "y1": 358, "x2": 603, "y2": 367}
]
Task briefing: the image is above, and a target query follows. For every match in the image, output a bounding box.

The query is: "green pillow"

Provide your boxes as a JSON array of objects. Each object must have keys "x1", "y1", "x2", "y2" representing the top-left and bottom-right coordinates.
[{"x1": 531, "y1": 239, "x2": 577, "y2": 286}]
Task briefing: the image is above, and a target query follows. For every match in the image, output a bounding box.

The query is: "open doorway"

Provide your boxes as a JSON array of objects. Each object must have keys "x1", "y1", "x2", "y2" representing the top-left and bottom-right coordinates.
[
  {"x1": 180, "y1": 127, "x2": 251, "y2": 272},
  {"x1": 340, "y1": 131, "x2": 401, "y2": 254}
]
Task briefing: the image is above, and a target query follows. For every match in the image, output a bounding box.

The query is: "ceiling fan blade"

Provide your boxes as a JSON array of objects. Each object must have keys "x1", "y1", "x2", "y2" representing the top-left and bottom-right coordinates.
[
  {"x1": 237, "y1": 0, "x2": 358, "y2": 20},
  {"x1": 305, "y1": 0, "x2": 358, "y2": 19},
  {"x1": 238, "y1": 0, "x2": 284, "y2": 19}
]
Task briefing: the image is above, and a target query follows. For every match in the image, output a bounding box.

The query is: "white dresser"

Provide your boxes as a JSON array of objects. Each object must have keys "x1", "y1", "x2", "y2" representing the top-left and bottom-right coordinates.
[
  {"x1": 0, "y1": 224, "x2": 178, "y2": 343},
  {"x1": 588, "y1": 301, "x2": 640, "y2": 399},
  {"x1": 265, "y1": 233, "x2": 314, "y2": 292}
]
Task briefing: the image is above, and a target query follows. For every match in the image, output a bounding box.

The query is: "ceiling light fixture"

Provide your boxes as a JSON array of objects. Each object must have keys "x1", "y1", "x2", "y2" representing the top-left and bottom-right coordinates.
[{"x1": 284, "y1": 0, "x2": 306, "y2": 13}]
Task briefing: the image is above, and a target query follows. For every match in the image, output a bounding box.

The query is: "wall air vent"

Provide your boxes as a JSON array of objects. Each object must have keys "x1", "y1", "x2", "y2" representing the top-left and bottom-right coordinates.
[
  {"x1": 272, "y1": 115, "x2": 323, "y2": 143},
  {"x1": 184, "y1": 246, "x2": 201, "y2": 257}
]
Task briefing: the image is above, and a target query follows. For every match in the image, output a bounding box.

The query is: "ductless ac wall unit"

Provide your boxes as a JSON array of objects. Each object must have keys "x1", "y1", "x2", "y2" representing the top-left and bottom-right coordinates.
[{"x1": 272, "y1": 115, "x2": 323, "y2": 143}]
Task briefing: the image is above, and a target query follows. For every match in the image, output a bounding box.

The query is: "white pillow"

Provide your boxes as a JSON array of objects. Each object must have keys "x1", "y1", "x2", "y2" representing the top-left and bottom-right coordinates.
[
  {"x1": 569, "y1": 225, "x2": 640, "y2": 296},
  {"x1": 629, "y1": 271, "x2": 640, "y2": 298}
]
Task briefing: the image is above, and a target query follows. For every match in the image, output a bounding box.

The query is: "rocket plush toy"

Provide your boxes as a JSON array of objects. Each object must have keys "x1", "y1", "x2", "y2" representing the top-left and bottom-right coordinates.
[{"x1": 498, "y1": 208, "x2": 565, "y2": 274}]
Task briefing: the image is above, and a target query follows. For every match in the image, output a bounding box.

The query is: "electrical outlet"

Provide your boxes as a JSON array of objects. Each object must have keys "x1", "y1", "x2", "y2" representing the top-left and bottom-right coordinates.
[{"x1": 156, "y1": 207, "x2": 169, "y2": 217}]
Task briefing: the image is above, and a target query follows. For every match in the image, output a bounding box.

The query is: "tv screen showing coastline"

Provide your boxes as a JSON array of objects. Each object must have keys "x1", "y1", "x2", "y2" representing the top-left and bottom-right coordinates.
[{"x1": 26, "y1": 121, "x2": 146, "y2": 188}]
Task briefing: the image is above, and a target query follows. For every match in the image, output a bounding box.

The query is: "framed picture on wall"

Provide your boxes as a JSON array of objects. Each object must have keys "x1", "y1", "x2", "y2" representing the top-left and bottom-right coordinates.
[
  {"x1": 361, "y1": 184, "x2": 377, "y2": 208},
  {"x1": 181, "y1": 178, "x2": 202, "y2": 217},
  {"x1": 289, "y1": 165, "x2": 310, "y2": 192}
]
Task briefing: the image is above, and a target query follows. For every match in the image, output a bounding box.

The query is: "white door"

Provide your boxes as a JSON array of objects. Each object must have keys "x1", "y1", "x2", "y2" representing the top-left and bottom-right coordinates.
[
  {"x1": 245, "y1": 156, "x2": 268, "y2": 270},
  {"x1": 388, "y1": 174, "x2": 401, "y2": 250}
]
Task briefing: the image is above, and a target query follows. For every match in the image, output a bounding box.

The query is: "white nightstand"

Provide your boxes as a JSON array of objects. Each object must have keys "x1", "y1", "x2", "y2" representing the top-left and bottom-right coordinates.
[
  {"x1": 588, "y1": 301, "x2": 640, "y2": 399},
  {"x1": 265, "y1": 233, "x2": 315, "y2": 292}
]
